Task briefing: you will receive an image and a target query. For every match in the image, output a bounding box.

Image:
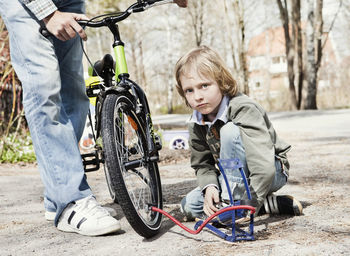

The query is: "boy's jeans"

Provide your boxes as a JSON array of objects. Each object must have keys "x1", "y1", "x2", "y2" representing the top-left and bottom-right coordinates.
[
  {"x1": 181, "y1": 122, "x2": 288, "y2": 219},
  {"x1": 0, "y1": 0, "x2": 92, "y2": 225}
]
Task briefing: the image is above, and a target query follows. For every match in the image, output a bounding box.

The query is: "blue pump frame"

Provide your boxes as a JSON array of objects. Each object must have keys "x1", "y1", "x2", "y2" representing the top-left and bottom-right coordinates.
[{"x1": 194, "y1": 158, "x2": 255, "y2": 242}]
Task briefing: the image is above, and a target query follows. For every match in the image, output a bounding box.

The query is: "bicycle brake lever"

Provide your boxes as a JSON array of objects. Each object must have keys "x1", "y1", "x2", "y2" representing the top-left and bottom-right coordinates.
[{"x1": 132, "y1": 4, "x2": 146, "y2": 12}]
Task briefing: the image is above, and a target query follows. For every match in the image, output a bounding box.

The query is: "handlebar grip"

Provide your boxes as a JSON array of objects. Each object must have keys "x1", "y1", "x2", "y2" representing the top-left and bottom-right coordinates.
[
  {"x1": 39, "y1": 20, "x2": 87, "y2": 38},
  {"x1": 39, "y1": 26, "x2": 52, "y2": 38}
]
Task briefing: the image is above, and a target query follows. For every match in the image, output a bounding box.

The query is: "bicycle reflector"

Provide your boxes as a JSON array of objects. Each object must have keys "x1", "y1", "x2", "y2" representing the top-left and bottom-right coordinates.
[{"x1": 127, "y1": 116, "x2": 138, "y2": 130}]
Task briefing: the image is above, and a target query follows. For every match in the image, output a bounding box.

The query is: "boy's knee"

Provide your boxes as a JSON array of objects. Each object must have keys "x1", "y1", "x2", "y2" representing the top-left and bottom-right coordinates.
[
  {"x1": 180, "y1": 195, "x2": 195, "y2": 213},
  {"x1": 180, "y1": 196, "x2": 195, "y2": 220},
  {"x1": 220, "y1": 122, "x2": 241, "y2": 144},
  {"x1": 180, "y1": 196, "x2": 187, "y2": 212},
  {"x1": 180, "y1": 189, "x2": 204, "y2": 220}
]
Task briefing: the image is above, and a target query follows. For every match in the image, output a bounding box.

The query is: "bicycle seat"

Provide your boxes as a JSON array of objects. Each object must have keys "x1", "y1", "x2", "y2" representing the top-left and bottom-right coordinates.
[{"x1": 93, "y1": 54, "x2": 115, "y2": 79}]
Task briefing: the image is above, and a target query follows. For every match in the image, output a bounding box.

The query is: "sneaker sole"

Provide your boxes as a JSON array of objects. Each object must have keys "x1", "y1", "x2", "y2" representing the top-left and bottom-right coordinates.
[
  {"x1": 57, "y1": 220, "x2": 121, "y2": 236},
  {"x1": 46, "y1": 207, "x2": 117, "y2": 221},
  {"x1": 286, "y1": 195, "x2": 303, "y2": 216},
  {"x1": 45, "y1": 211, "x2": 56, "y2": 221}
]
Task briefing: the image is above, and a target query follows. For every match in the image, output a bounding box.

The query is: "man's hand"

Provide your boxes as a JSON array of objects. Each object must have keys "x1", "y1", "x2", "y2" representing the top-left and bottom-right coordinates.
[
  {"x1": 174, "y1": 0, "x2": 187, "y2": 8},
  {"x1": 43, "y1": 11, "x2": 88, "y2": 41},
  {"x1": 203, "y1": 186, "x2": 220, "y2": 216}
]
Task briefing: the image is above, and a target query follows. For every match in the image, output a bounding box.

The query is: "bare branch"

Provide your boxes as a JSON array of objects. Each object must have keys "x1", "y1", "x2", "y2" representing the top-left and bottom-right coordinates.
[{"x1": 321, "y1": 0, "x2": 343, "y2": 51}]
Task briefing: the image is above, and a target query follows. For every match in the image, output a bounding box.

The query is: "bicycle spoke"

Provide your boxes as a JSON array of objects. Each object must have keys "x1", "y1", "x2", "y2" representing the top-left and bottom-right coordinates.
[
  {"x1": 113, "y1": 103, "x2": 156, "y2": 220},
  {"x1": 102, "y1": 94, "x2": 162, "y2": 238}
]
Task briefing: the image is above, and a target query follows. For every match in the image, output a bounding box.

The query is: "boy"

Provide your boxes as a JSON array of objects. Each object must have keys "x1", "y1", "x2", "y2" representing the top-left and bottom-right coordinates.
[{"x1": 174, "y1": 46, "x2": 302, "y2": 220}]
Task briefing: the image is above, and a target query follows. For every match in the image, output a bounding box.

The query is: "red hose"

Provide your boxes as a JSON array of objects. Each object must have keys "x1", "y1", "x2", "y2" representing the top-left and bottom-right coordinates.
[{"x1": 151, "y1": 205, "x2": 256, "y2": 235}]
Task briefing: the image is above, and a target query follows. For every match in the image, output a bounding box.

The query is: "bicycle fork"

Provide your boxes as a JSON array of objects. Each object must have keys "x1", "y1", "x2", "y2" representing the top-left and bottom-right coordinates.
[{"x1": 108, "y1": 21, "x2": 161, "y2": 163}]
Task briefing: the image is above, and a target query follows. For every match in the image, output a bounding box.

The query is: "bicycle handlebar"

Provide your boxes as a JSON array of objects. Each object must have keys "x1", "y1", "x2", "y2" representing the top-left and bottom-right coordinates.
[
  {"x1": 81, "y1": 0, "x2": 175, "y2": 26},
  {"x1": 40, "y1": 0, "x2": 175, "y2": 37}
]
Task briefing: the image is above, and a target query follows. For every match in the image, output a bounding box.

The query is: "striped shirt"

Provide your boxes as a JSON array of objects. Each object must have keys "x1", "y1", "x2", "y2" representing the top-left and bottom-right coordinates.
[{"x1": 20, "y1": 0, "x2": 57, "y2": 20}]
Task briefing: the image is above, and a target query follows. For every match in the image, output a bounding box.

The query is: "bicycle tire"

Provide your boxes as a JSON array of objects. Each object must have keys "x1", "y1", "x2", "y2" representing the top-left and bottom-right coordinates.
[{"x1": 101, "y1": 93, "x2": 163, "y2": 238}]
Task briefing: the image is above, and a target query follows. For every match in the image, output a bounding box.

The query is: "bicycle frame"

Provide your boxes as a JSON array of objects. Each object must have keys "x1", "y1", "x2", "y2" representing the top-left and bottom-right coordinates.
[
  {"x1": 76, "y1": 1, "x2": 174, "y2": 172},
  {"x1": 90, "y1": 21, "x2": 159, "y2": 162}
]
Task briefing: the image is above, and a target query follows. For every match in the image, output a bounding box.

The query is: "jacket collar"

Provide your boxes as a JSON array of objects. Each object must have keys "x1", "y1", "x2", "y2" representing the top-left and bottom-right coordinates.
[{"x1": 187, "y1": 95, "x2": 229, "y2": 127}]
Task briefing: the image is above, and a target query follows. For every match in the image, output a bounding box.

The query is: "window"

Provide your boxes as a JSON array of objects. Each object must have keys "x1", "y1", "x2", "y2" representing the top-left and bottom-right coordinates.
[{"x1": 272, "y1": 56, "x2": 280, "y2": 64}]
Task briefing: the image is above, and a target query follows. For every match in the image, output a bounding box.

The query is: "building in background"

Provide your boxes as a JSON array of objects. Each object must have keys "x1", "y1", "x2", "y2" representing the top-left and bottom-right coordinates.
[{"x1": 246, "y1": 25, "x2": 337, "y2": 108}]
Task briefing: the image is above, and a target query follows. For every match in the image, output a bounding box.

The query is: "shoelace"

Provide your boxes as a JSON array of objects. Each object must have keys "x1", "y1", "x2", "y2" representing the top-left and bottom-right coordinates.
[{"x1": 75, "y1": 196, "x2": 110, "y2": 219}]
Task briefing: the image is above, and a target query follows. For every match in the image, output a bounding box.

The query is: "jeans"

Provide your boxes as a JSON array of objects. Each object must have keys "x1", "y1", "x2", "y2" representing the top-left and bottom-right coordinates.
[
  {"x1": 181, "y1": 122, "x2": 287, "y2": 219},
  {"x1": 0, "y1": 0, "x2": 91, "y2": 225}
]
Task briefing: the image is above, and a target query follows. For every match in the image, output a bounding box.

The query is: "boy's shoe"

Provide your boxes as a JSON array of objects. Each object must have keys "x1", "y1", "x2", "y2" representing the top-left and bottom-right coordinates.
[
  {"x1": 45, "y1": 206, "x2": 117, "y2": 221},
  {"x1": 57, "y1": 195, "x2": 121, "y2": 236},
  {"x1": 264, "y1": 195, "x2": 303, "y2": 216},
  {"x1": 213, "y1": 201, "x2": 251, "y2": 225}
]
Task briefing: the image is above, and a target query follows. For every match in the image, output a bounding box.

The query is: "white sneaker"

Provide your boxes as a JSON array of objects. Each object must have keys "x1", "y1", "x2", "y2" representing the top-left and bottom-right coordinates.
[
  {"x1": 57, "y1": 195, "x2": 121, "y2": 236},
  {"x1": 45, "y1": 211, "x2": 56, "y2": 221},
  {"x1": 45, "y1": 206, "x2": 117, "y2": 221}
]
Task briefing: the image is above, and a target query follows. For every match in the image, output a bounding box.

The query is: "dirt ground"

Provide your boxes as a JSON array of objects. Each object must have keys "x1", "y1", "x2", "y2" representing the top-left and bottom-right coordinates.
[{"x1": 0, "y1": 109, "x2": 350, "y2": 256}]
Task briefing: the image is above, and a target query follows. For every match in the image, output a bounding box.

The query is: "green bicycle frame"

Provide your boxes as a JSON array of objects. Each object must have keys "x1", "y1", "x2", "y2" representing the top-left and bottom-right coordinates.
[{"x1": 113, "y1": 45, "x2": 128, "y2": 81}]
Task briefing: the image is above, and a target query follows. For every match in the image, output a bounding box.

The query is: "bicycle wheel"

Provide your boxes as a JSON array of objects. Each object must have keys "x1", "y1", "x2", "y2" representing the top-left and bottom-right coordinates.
[{"x1": 101, "y1": 93, "x2": 163, "y2": 238}]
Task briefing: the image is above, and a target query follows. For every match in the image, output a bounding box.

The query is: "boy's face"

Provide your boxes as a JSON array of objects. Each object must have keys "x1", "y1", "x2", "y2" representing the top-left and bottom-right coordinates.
[{"x1": 180, "y1": 68, "x2": 223, "y2": 121}]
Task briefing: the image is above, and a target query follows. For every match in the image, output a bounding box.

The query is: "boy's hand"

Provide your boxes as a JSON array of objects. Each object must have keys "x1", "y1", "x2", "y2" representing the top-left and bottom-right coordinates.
[
  {"x1": 174, "y1": 0, "x2": 187, "y2": 8},
  {"x1": 43, "y1": 11, "x2": 88, "y2": 41},
  {"x1": 203, "y1": 186, "x2": 220, "y2": 216}
]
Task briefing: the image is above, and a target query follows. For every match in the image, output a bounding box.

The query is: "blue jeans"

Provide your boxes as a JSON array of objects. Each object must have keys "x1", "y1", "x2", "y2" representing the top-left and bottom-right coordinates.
[
  {"x1": 181, "y1": 122, "x2": 287, "y2": 219},
  {"x1": 0, "y1": 0, "x2": 92, "y2": 225}
]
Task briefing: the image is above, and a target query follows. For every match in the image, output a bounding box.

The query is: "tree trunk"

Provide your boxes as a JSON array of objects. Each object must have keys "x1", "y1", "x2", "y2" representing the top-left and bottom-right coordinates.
[
  {"x1": 223, "y1": 0, "x2": 238, "y2": 74},
  {"x1": 314, "y1": 0, "x2": 323, "y2": 72},
  {"x1": 187, "y1": 0, "x2": 205, "y2": 47},
  {"x1": 304, "y1": 0, "x2": 323, "y2": 110},
  {"x1": 166, "y1": 21, "x2": 173, "y2": 114},
  {"x1": 233, "y1": 0, "x2": 249, "y2": 95},
  {"x1": 292, "y1": 0, "x2": 303, "y2": 110},
  {"x1": 276, "y1": 0, "x2": 298, "y2": 109},
  {"x1": 224, "y1": 0, "x2": 248, "y2": 94},
  {"x1": 138, "y1": 41, "x2": 147, "y2": 94}
]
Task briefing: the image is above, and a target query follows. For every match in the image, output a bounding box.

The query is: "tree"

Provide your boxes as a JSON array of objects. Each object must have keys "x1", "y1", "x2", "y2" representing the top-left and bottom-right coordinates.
[
  {"x1": 233, "y1": 0, "x2": 249, "y2": 95},
  {"x1": 276, "y1": 0, "x2": 298, "y2": 109},
  {"x1": 292, "y1": 0, "x2": 303, "y2": 110},
  {"x1": 187, "y1": 0, "x2": 205, "y2": 47},
  {"x1": 276, "y1": 0, "x2": 343, "y2": 110},
  {"x1": 223, "y1": 0, "x2": 249, "y2": 95},
  {"x1": 304, "y1": 0, "x2": 323, "y2": 109}
]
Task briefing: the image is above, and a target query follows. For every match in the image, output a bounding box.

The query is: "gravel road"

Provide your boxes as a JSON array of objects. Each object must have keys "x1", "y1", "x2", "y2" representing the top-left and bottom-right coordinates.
[{"x1": 1, "y1": 109, "x2": 349, "y2": 256}]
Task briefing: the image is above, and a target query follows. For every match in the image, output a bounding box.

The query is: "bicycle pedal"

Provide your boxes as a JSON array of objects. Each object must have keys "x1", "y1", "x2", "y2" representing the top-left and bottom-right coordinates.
[
  {"x1": 86, "y1": 83, "x2": 101, "y2": 98},
  {"x1": 128, "y1": 146, "x2": 137, "y2": 155},
  {"x1": 149, "y1": 155, "x2": 159, "y2": 162},
  {"x1": 81, "y1": 151, "x2": 100, "y2": 172},
  {"x1": 154, "y1": 134, "x2": 162, "y2": 150}
]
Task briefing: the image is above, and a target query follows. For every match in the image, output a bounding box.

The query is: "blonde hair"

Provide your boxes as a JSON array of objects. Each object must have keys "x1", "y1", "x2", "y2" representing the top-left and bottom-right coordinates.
[{"x1": 175, "y1": 45, "x2": 238, "y2": 106}]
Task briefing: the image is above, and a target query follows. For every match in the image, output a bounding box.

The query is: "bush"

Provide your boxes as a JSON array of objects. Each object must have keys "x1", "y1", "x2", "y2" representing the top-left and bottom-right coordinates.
[{"x1": 0, "y1": 132, "x2": 36, "y2": 163}]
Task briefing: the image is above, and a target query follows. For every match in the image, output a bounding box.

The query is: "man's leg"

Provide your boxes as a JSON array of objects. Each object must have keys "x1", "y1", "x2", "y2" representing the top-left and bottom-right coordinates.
[
  {"x1": 54, "y1": 0, "x2": 89, "y2": 141},
  {"x1": 0, "y1": 0, "x2": 92, "y2": 225}
]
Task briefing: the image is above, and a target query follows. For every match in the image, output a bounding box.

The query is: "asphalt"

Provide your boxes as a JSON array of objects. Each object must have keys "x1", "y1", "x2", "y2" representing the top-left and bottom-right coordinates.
[{"x1": 1, "y1": 108, "x2": 350, "y2": 255}]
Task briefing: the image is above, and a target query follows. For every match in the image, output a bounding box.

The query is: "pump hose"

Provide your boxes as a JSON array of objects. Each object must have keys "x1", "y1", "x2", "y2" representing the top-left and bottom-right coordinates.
[{"x1": 151, "y1": 205, "x2": 255, "y2": 235}]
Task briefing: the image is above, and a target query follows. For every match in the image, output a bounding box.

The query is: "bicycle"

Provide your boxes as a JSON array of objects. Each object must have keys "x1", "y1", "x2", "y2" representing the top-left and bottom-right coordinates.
[{"x1": 42, "y1": 0, "x2": 180, "y2": 238}]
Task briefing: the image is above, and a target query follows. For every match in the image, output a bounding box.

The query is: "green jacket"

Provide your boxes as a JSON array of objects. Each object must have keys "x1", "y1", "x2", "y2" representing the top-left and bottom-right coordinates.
[{"x1": 188, "y1": 93, "x2": 291, "y2": 209}]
